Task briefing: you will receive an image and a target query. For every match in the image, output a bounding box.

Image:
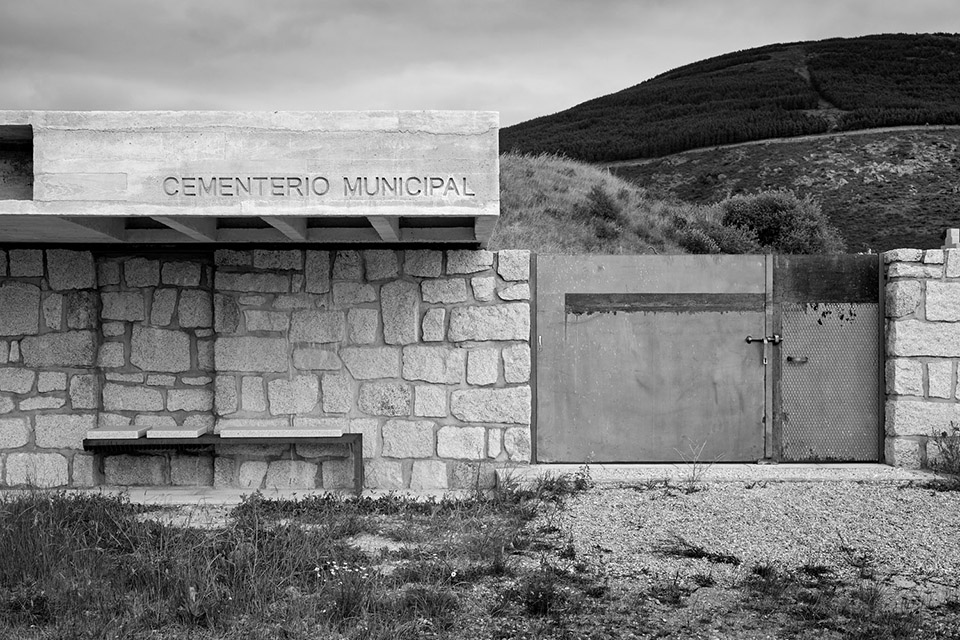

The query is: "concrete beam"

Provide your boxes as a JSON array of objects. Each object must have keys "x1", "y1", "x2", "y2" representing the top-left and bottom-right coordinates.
[
  {"x1": 474, "y1": 215, "x2": 498, "y2": 246},
  {"x1": 58, "y1": 216, "x2": 127, "y2": 242},
  {"x1": 263, "y1": 216, "x2": 308, "y2": 241},
  {"x1": 151, "y1": 216, "x2": 218, "y2": 242},
  {"x1": 368, "y1": 216, "x2": 401, "y2": 242}
]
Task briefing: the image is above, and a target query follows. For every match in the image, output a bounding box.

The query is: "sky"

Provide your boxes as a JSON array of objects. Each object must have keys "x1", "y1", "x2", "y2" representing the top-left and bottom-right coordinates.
[{"x1": 0, "y1": 0, "x2": 958, "y2": 127}]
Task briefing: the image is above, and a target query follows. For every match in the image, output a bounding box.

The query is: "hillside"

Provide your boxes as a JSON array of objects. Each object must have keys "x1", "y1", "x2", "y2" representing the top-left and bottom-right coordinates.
[
  {"x1": 490, "y1": 153, "x2": 843, "y2": 256},
  {"x1": 608, "y1": 128, "x2": 960, "y2": 252},
  {"x1": 490, "y1": 153, "x2": 685, "y2": 254},
  {"x1": 501, "y1": 33, "x2": 960, "y2": 162}
]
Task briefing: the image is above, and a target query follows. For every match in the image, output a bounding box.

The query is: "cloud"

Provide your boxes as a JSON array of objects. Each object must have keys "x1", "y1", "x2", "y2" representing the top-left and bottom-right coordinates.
[{"x1": 0, "y1": 0, "x2": 958, "y2": 125}]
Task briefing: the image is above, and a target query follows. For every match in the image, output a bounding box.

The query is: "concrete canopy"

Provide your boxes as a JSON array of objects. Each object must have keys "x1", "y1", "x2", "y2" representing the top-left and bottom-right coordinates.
[{"x1": 0, "y1": 111, "x2": 499, "y2": 246}]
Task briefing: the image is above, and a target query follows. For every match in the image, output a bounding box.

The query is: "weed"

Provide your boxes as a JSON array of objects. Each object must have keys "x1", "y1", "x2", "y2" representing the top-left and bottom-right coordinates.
[
  {"x1": 838, "y1": 535, "x2": 877, "y2": 579},
  {"x1": 391, "y1": 551, "x2": 457, "y2": 585},
  {"x1": 744, "y1": 562, "x2": 793, "y2": 615},
  {"x1": 654, "y1": 534, "x2": 742, "y2": 566},
  {"x1": 673, "y1": 440, "x2": 718, "y2": 493},
  {"x1": 929, "y1": 421, "x2": 960, "y2": 489},
  {"x1": 392, "y1": 584, "x2": 460, "y2": 630},
  {"x1": 519, "y1": 571, "x2": 562, "y2": 616},
  {"x1": 573, "y1": 461, "x2": 594, "y2": 491},
  {"x1": 630, "y1": 478, "x2": 670, "y2": 492},
  {"x1": 316, "y1": 560, "x2": 382, "y2": 628},
  {"x1": 799, "y1": 563, "x2": 839, "y2": 587},
  {"x1": 649, "y1": 570, "x2": 688, "y2": 607},
  {"x1": 692, "y1": 572, "x2": 716, "y2": 588}
]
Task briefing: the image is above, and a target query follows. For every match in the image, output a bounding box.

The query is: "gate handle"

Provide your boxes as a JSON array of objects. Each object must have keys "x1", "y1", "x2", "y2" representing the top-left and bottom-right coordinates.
[
  {"x1": 745, "y1": 334, "x2": 782, "y2": 345},
  {"x1": 786, "y1": 356, "x2": 809, "y2": 363}
]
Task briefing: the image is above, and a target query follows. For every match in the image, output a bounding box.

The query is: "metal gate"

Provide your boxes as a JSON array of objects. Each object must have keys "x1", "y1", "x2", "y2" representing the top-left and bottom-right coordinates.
[
  {"x1": 535, "y1": 254, "x2": 881, "y2": 463},
  {"x1": 773, "y1": 255, "x2": 881, "y2": 461}
]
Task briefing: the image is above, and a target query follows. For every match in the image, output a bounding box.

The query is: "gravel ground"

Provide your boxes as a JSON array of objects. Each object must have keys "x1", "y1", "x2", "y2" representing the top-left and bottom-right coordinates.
[{"x1": 560, "y1": 481, "x2": 960, "y2": 606}]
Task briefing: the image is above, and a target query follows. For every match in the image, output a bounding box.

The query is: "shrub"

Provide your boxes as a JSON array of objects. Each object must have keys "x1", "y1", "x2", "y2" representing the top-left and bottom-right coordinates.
[
  {"x1": 720, "y1": 190, "x2": 846, "y2": 254},
  {"x1": 573, "y1": 185, "x2": 625, "y2": 240},
  {"x1": 676, "y1": 227, "x2": 721, "y2": 254},
  {"x1": 676, "y1": 219, "x2": 762, "y2": 254}
]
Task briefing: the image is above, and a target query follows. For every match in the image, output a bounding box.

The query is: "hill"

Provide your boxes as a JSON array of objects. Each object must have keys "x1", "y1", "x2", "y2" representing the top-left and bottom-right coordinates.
[
  {"x1": 607, "y1": 127, "x2": 960, "y2": 252},
  {"x1": 501, "y1": 33, "x2": 960, "y2": 162},
  {"x1": 490, "y1": 153, "x2": 844, "y2": 255}
]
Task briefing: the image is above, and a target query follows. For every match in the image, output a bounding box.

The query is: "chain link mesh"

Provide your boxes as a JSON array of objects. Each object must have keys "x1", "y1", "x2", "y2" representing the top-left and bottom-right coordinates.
[{"x1": 780, "y1": 302, "x2": 880, "y2": 461}]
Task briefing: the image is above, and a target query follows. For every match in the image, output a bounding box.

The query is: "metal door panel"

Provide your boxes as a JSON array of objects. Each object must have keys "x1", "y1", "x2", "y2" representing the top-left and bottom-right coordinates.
[
  {"x1": 540, "y1": 307, "x2": 765, "y2": 462},
  {"x1": 779, "y1": 302, "x2": 880, "y2": 461},
  {"x1": 537, "y1": 255, "x2": 767, "y2": 463}
]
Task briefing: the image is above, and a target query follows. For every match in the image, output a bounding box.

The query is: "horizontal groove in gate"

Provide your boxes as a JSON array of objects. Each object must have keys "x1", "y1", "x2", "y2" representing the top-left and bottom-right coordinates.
[{"x1": 564, "y1": 292, "x2": 766, "y2": 315}]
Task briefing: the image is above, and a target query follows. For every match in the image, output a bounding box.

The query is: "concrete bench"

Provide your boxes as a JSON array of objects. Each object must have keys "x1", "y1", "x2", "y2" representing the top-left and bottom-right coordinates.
[{"x1": 83, "y1": 425, "x2": 363, "y2": 495}]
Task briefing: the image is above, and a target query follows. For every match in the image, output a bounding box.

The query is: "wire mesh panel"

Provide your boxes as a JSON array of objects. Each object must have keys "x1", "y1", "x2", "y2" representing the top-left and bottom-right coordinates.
[{"x1": 780, "y1": 302, "x2": 880, "y2": 461}]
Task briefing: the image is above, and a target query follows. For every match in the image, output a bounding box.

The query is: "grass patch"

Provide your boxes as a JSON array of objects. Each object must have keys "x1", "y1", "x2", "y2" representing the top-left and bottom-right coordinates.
[
  {"x1": 741, "y1": 562, "x2": 921, "y2": 640},
  {"x1": 1, "y1": 481, "x2": 947, "y2": 639},
  {"x1": 0, "y1": 477, "x2": 601, "y2": 640}
]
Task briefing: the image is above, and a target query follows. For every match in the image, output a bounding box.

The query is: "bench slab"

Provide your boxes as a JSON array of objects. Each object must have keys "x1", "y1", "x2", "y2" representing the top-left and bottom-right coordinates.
[{"x1": 82, "y1": 433, "x2": 364, "y2": 495}]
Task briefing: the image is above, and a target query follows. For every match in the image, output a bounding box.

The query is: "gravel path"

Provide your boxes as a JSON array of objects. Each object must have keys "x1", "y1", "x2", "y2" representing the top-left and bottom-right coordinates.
[{"x1": 560, "y1": 482, "x2": 960, "y2": 604}]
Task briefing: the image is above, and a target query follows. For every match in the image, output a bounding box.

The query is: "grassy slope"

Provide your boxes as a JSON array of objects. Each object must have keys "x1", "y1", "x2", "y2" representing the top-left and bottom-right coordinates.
[
  {"x1": 490, "y1": 152, "x2": 712, "y2": 254},
  {"x1": 501, "y1": 33, "x2": 960, "y2": 162},
  {"x1": 609, "y1": 128, "x2": 960, "y2": 252}
]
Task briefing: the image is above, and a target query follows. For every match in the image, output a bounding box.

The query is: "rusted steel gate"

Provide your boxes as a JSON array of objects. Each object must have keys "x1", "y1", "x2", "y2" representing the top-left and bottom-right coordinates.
[{"x1": 535, "y1": 254, "x2": 881, "y2": 463}]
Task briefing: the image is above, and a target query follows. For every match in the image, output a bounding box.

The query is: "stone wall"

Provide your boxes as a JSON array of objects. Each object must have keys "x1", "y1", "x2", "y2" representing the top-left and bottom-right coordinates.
[
  {"x1": 884, "y1": 248, "x2": 960, "y2": 468},
  {"x1": 0, "y1": 249, "x2": 98, "y2": 487},
  {"x1": 95, "y1": 254, "x2": 215, "y2": 485},
  {"x1": 0, "y1": 247, "x2": 532, "y2": 490}
]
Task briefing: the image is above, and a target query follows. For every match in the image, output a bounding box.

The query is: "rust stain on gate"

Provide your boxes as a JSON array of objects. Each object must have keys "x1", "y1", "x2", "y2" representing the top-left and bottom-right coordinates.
[{"x1": 535, "y1": 254, "x2": 882, "y2": 464}]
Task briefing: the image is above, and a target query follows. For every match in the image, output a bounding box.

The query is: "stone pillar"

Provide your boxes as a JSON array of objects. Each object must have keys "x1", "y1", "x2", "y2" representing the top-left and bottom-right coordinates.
[{"x1": 884, "y1": 247, "x2": 960, "y2": 468}]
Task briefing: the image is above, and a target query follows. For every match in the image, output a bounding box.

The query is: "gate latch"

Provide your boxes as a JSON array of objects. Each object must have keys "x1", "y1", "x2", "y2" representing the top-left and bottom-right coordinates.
[{"x1": 745, "y1": 334, "x2": 782, "y2": 345}]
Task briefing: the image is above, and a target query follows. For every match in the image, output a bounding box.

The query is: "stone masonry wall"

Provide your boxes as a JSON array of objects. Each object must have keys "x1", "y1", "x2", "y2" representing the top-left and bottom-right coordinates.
[
  {"x1": 95, "y1": 254, "x2": 215, "y2": 486},
  {"x1": 0, "y1": 249, "x2": 98, "y2": 488},
  {"x1": 0, "y1": 247, "x2": 532, "y2": 490},
  {"x1": 885, "y1": 247, "x2": 960, "y2": 468},
  {"x1": 211, "y1": 249, "x2": 532, "y2": 490}
]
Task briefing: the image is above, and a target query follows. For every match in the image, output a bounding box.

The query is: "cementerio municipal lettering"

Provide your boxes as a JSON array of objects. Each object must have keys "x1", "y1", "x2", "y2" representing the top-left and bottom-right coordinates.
[
  {"x1": 162, "y1": 176, "x2": 331, "y2": 197},
  {"x1": 162, "y1": 175, "x2": 477, "y2": 198}
]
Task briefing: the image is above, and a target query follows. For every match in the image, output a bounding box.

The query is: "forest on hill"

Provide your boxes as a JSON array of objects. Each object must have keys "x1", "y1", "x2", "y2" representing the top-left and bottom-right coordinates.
[{"x1": 501, "y1": 33, "x2": 960, "y2": 162}]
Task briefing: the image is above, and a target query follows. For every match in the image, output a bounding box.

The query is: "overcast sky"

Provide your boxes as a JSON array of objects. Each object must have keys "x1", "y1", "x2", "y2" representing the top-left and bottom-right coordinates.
[{"x1": 0, "y1": 0, "x2": 958, "y2": 127}]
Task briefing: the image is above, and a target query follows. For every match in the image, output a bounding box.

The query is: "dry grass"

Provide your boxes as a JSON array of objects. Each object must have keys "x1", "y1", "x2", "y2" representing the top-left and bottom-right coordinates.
[
  {"x1": 3, "y1": 479, "x2": 955, "y2": 639},
  {"x1": 491, "y1": 152, "x2": 705, "y2": 254}
]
